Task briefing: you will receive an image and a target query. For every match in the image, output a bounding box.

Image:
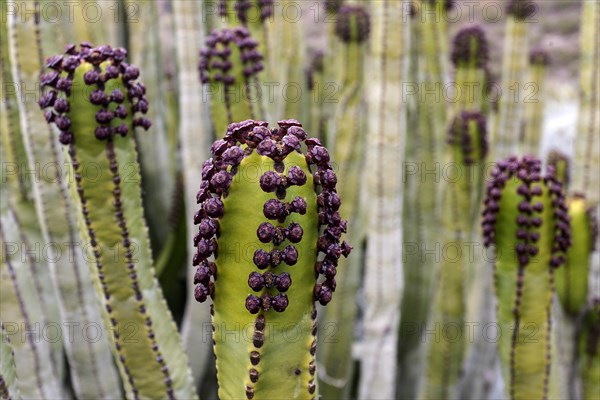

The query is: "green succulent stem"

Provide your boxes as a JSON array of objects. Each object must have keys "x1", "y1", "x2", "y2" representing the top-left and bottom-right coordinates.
[
  {"x1": 192, "y1": 120, "x2": 350, "y2": 399},
  {"x1": 0, "y1": 324, "x2": 21, "y2": 400},
  {"x1": 521, "y1": 52, "x2": 548, "y2": 155},
  {"x1": 580, "y1": 302, "x2": 600, "y2": 400},
  {"x1": 362, "y1": 1, "x2": 406, "y2": 398},
  {"x1": 493, "y1": 2, "x2": 533, "y2": 159},
  {"x1": 482, "y1": 156, "x2": 569, "y2": 400},
  {"x1": 6, "y1": 5, "x2": 122, "y2": 397},
  {"x1": 39, "y1": 45, "x2": 197, "y2": 400}
]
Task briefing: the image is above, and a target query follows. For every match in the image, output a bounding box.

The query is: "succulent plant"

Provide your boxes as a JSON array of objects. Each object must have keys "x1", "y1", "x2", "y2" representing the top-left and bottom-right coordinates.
[
  {"x1": 482, "y1": 156, "x2": 571, "y2": 399},
  {"x1": 0, "y1": 324, "x2": 20, "y2": 400},
  {"x1": 4, "y1": 8, "x2": 122, "y2": 398},
  {"x1": 362, "y1": 1, "x2": 407, "y2": 399},
  {"x1": 450, "y1": 24, "x2": 490, "y2": 114},
  {"x1": 192, "y1": 119, "x2": 350, "y2": 399},
  {"x1": 555, "y1": 195, "x2": 597, "y2": 317},
  {"x1": 423, "y1": 110, "x2": 488, "y2": 400},
  {"x1": 37, "y1": 43, "x2": 197, "y2": 399},
  {"x1": 521, "y1": 48, "x2": 550, "y2": 155},
  {"x1": 200, "y1": 27, "x2": 265, "y2": 135},
  {"x1": 494, "y1": 1, "x2": 536, "y2": 159},
  {"x1": 580, "y1": 300, "x2": 600, "y2": 400}
]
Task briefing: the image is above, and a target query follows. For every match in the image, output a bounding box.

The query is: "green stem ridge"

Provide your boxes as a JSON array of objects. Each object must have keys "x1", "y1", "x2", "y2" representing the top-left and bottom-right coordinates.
[
  {"x1": 0, "y1": 323, "x2": 21, "y2": 400},
  {"x1": 580, "y1": 300, "x2": 600, "y2": 400},
  {"x1": 482, "y1": 156, "x2": 571, "y2": 400},
  {"x1": 200, "y1": 27, "x2": 264, "y2": 134},
  {"x1": 38, "y1": 43, "x2": 197, "y2": 399},
  {"x1": 193, "y1": 119, "x2": 351, "y2": 399}
]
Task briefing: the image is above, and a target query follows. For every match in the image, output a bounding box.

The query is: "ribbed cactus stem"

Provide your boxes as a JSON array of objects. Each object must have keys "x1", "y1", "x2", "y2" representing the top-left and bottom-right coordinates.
[
  {"x1": 193, "y1": 119, "x2": 350, "y2": 399},
  {"x1": 0, "y1": 324, "x2": 21, "y2": 400},
  {"x1": 572, "y1": 0, "x2": 600, "y2": 203},
  {"x1": 493, "y1": 0, "x2": 535, "y2": 159},
  {"x1": 556, "y1": 195, "x2": 596, "y2": 316},
  {"x1": 547, "y1": 150, "x2": 570, "y2": 190},
  {"x1": 580, "y1": 300, "x2": 600, "y2": 400},
  {"x1": 38, "y1": 43, "x2": 197, "y2": 400},
  {"x1": 521, "y1": 48, "x2": 549, "y2": 155},
  {"x1": 363, "y1": 1, "x2": 406, "y2": 398},
  {"x1": 482, "y1": 156, "x2": 571, "y2": 399},
  {"x1": 423, "y1": 110, "x2": 488, "y2": 399},
  {"x1": 451, "y1": 24, "x2": 490, "y2": 114},
  {"x1": 200, "y1": 27, "x2": 264, "y2": 134}
]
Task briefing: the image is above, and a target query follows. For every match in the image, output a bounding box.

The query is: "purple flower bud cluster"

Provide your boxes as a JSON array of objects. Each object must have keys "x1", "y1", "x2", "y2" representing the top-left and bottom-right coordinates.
[
  {"x1": 219, "y1": 0, "x2": 273, "y2": 26},
  {"x1": 193, "y1": 120, "x2": 351, "y2": 312},
  {"x1": 218, "y1": 0, "x2": 273, "y2": 24},
  {"x1": 506, "y1": 0, "x2": 537, "y2": 21},
  {"x1": 482, "y1": 156, "x2": 571, "y2": 269},
  {"x1": 447, "y1": 111, "x2": 488, "y2": 165},
  {"x1": 38, "y1": 43, "x2": 151, "y2": 146},
  {"x1": 199, "y1": 27, "x2": 264, "y2": 86},
  {"x1": 451, "y1": 24, "x2": 489, "y2": 68},
  {"x1": 529, "y1": 48, "x2": 550, "y2": 67},
  {"x1": 335, "y1": 5, "x2": 371, "y2": 44}
]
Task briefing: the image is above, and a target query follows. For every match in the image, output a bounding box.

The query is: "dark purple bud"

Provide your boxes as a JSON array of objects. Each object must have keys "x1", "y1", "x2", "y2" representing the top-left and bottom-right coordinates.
[
  {"x1": 115, "y1": 104, "x2": 128, "y2": 119},
  {"x1": 270, "y1": 250, "x2": 282, "y2": 267},
  {"x1": 194, "y1": 265, "x2": 211, "y2": 285},
  {"x1": 38, "y1": 91, "x2": 57, "y2": 108},
  {"x1": 287, "y1": 126, "x2": 307, "y2": 140},
  {"x1": 246, "y1": 295, "x2": 261, "y2": 314},
  {"x1": 58, "y1": 131, "x2": 73, "y2": 145},
  {"x1": 257, "y1": 139, "x2": 277, "y2": 157},
  {"x1": 96, "y1": 110, "x2": 114, "y2": 124},
  {"x1": 199, "y1": 219, "x2": 219, "y2": 238},
  {"x1": 248, "y1": 272, "x2": 265, "y2": 291},
  {"x1": 282, "y1": 134, "x2": 301, "y2": 151},
  {"x1": 195, "y1": 284, "x2": 209, "y2": 302},
  {"x1": 53, "y1": 98, "x2": 69, "y2": 113},
  {"x1": 322, "y1": 261, "x2": 337, "y2": 279},
  {"x1": 275, "y1": 272, "x2": 292, "y2": 292},
  {"x1": 532, "y1": 202, "x2": 544, "y2": 212},
  {"x1": 105, "y1": 65, "x2": 120, "y2": 79},
  {"x1": 311, "y1": 146, "x2": 330, "y2": 164},
  {"x1": 261, "y1": 294, "x2": 272, "y2": 311},
  {"x1": 262, "y1": 271, "x2": 275, "y2": 288},
  {"x1": 123, "y1": 65, "x2": 140, "y2": 81},
  {"x1": 197, "y1": 239, "x2": 215, "y2": 258},
  {"x1": 204, "y1": 198, "x2": 224, "y2": 218},
  {"x1": 115, "y1": 124, "x2": 129, "y2": 137},
  {"x1": 45, "y1": 55, "x2": 63, "y2": 70},
  {"x1": 90, "y1": 90, "x2": 107, "y2": 105},
  {"x1": 94, "y1": 126, "x2": 112, "y2": 140},
  {"x1": 132, "y1": 117, "x2": 152, "y2": 130},
  {"x1": 55, "y1": 115, "x2": 71, "y2": 130},
  {"x1": 210, "y1": 171, "x2": 232, "y2": 191},
  {"x1": 257, "y1": 222, "x2": 276, "y2": 243},
  {"x1": 272, "y1": 294, "x2": 289, "y2": 312},
  {"x1": 317, "y1": 285, "x2": 333, "y2": 306},
  {"x1": 260, "y1": 171, "x2": 282, "y2": 192},
  {"x1": 56, "y1": 78, "x2": 72, "y2": 92},
  {"x1": 516, "y1": 229, "x2": 528, "y2": 240},
  {"x1": 282, "y1": 245, "x2": 298, "y2": 265},
  {"x1": 319, "y1": 170, "x2": 338, "y2": 189},
  {"x1": 211, "y1": 139, "x2": 229, "y2": 156},
  {"x1": 287, "y1": 166, "x2": 307, "y2": 186},
  {"x1": 531, "y1": 186, "x2": 543, "y2": 196},
  {"x1": 111, "y1": 89, "x2": 125, "y2": 103},
  {"x1": 286, "y1": 223, "x2": 303, "y2": 243},
  {"x1": 290, "y1": 197, "x2": 307, "y2": 215},
  {"x1": 83, "y1": 70, "x2": 100, "y2": 85},
  {"x1": 263, "y1": 199, "x2": 286, "y2": 220},
  {"x1": 222, "y1": 146, "x2": 245, "y2": 165},
  {"x1": 40, "y1": 71, "x2": 60, "y2": 87},
  {"x1": 253, "y1": 249, "x2": 271, "y2": 269},
  {"x1": 341, "y1": 241, "x2": 352, "y2": 257},
  {"x1": 518, "y1": 201, "x2": 531, "y2": 214},
  {"x1": 530, "y1": 217, "x2": 542, "y2": 227}
]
